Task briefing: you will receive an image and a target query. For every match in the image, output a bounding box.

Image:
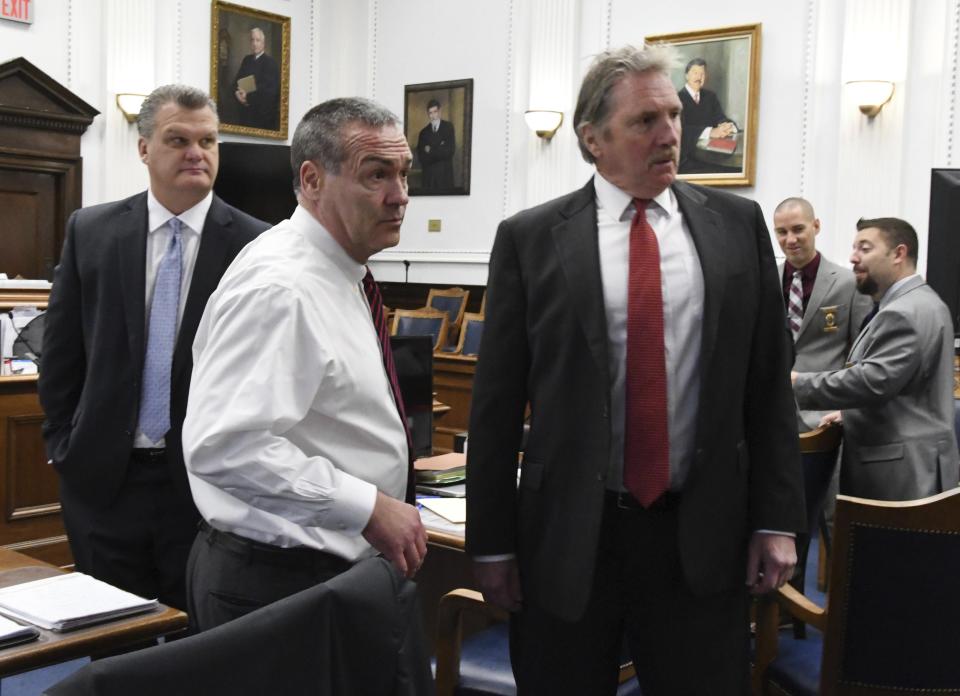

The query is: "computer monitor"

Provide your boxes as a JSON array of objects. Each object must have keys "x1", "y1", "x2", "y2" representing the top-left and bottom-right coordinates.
[{"x1": 390, "y1": 335, "x2": 434, "y2": 459}]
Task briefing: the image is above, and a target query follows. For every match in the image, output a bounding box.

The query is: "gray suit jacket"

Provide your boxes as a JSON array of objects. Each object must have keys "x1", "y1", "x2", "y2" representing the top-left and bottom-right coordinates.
[
  {"x1": 780, "y1": 255, "x2": 873, "y2": 430},
  {"x1": 794, "y1": 275, "x2": 960, "y2": 500}
]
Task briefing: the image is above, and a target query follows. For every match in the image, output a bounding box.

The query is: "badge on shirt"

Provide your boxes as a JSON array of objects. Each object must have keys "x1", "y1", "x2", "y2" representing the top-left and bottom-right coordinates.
[{"x1": 819, "y1": 305, "x2": 840, "y2": 333}]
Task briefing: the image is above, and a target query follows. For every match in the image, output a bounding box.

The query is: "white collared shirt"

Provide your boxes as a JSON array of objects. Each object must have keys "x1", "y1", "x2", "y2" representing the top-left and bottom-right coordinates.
[
  {"x1": 135, "y1": 190, "x2": 212, "y2": 448},
  {"x1": 594, "y1": 172, "x2": 704, "y2": 491},
  {"x1": 183, "y1": 205, "x2": 409, "y2": 561},
  {"x1": 879, "y1": 273, "x2": 921, "y2": 309}
]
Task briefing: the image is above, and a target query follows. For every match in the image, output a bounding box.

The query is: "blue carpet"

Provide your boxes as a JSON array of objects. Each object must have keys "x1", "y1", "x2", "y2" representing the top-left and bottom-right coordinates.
[{"x1": 0, "y1": 658, "x2": 88, "y2": 696}]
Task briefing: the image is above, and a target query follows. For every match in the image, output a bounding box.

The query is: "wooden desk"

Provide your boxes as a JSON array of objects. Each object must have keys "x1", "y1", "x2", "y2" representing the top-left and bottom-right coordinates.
[
  {"x1": 0, "y1": 548, "x2": 186, "y2": 677},
  {"x1": 432, "y1": 354, "x2": 476, "y2": 454}
]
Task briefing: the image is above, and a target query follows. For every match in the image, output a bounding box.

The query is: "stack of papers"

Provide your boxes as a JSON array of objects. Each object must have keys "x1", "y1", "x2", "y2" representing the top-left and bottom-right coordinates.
[
  {"x1": 0, "y1": 573, "x2": 158, "y2": 632},
  {"x1": 419, "y1": 497, "x2": 467, "y2": 524},
  {"x1": 414, "y1": 453, "x2": 466, "y2": 486},
  {"x1": 0, "y1": 614, "x2": 38, "y2": 648}
]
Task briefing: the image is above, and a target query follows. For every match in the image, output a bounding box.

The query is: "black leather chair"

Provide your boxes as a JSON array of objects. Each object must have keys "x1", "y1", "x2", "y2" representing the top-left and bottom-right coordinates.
[
  {"x1": 45, "y1": 557, "x2": 433, "y2": 696},
  {"x1": 434, "y1": 589, "x2": 642, "y2": 695},
  {"x1": 754, "y1": 487, "x2": 960, "y2": 695}
]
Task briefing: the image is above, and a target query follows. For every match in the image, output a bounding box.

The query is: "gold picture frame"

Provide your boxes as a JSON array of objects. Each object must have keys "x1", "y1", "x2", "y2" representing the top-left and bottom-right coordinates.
[
  {"x1": 210, "y1": 0, "x2": 290, "y2": 140},
  {"x1": 646, "y1": 23, "x2": 761, "y2": 187},
  {"x1": 404, "y1": 79, "x2": 474, "y2": 196}
]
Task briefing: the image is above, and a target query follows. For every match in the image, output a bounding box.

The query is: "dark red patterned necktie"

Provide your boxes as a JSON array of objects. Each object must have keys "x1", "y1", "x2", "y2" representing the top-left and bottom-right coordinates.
[
  {"x1": 362, "y1": 268, "x2": 415, "y2": 503},
  {"x1": 623, "y1": 199, "x2": 670, "y2": 507}
]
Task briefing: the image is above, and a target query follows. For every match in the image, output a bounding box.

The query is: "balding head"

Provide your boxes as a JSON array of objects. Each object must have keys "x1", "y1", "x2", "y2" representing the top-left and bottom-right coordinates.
[{"x1": 773, "y1": 197, "x2": 820, "y2": 269}]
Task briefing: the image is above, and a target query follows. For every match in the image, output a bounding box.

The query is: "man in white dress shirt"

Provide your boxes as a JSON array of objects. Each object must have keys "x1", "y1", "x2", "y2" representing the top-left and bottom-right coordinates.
[{"x1": 183, "y1": 97, "x2": 426, "y2": 631}]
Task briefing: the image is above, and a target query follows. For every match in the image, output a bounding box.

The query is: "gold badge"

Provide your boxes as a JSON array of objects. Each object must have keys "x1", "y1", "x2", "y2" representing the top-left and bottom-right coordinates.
[{"x1": 820, "y1": 306, "x2": 839, "y2": 333}]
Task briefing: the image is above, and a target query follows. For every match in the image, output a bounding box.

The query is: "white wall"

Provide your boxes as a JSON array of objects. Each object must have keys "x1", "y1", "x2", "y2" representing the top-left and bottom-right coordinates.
[{"x1": 3, "y1": 0, "x2": 960, "y2": 282}]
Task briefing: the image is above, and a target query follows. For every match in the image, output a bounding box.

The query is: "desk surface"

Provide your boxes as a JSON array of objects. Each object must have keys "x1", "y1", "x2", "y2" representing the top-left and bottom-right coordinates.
[{"x1": 0, "y1": 548, "x2": 187, "y2": 677}]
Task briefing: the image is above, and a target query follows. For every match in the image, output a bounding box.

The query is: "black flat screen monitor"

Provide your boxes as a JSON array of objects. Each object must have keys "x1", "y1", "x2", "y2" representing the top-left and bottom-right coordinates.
[
  {"x1": 213, "y1": 142, "x2": 297, "y2": 225},
  {"x1": 390, "y1": 335, "x2": 434, "y2": 459},
  {"x1": 928, "y1": 168, "x2": 960, "y2": 332}
]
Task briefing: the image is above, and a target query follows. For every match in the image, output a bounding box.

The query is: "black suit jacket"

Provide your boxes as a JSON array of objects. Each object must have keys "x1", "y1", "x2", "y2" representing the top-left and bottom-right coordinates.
[
  {"x1": 39, "y1": 192, "x2": 267, "y2": 508},
  {"x1": 233, "y1": 52, "x2": 280, "y2": 130},
  {"x1": 678, "y1": 88, "x2": 735, "y2": 172},
  {"x1": 465, "y1": 178, "x2": 804, "y2": 621},
  {"x1": 416, "y1": 119, "x2": 456, "y2": 189}
]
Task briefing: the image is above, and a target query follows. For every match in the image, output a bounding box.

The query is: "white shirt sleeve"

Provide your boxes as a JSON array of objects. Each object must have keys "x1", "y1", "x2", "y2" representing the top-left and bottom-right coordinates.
[{"x1": 184, "y1": 281, "x2": 377, "y2": 535}]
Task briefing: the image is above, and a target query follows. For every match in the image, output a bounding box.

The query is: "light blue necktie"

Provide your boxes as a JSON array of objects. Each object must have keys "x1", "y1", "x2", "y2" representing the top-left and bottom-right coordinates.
[{"x1": 138, "y1": 218, "x2": 183, "y2": 443}]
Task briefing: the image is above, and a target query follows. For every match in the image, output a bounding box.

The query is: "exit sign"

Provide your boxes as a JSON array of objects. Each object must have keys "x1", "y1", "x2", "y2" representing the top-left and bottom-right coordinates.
[{"x1": 1, "y1": 0, "x2": 33, "y2": 24}]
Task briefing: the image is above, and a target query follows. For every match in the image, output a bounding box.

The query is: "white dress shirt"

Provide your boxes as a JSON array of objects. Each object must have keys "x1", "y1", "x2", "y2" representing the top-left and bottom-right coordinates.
[
  {"x1": 134, "y1": 190, "x2": 212, "y2": 448},
  {"x1": 183, "y1": 205, "x2": 408, "y2": 562},
  {"x1": 595, "y1": 173, "x2": 704, "y2": 491}
]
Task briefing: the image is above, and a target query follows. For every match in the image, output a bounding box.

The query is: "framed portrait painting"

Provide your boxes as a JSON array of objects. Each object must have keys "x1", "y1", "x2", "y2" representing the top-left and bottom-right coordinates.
[
  {"x1": 646, "y1": 23, "x2": 761, "y2": 187},
  {"x1": 404, "y1": 79, "x2": 473, "y2": 196},
  {"x1": 210, "y1": 1, "x2": 290, "y2": 139}
]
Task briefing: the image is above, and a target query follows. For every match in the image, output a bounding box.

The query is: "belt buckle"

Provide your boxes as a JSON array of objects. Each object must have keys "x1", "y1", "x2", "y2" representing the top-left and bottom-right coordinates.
[{"x1": 616, "y1": 491, "x2": 640, "y2": 510}]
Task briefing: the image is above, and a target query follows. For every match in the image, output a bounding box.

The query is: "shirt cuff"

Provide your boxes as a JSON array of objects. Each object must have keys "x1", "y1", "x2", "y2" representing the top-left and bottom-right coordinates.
[
  {"x1": 322, "y1": 472, "x2": 378, "y2": 535},
  {"x1": 755, "y1": 529, "x2": 797, "y2": 538},
  {"x1": 473, "y1": 553, "x2": 516, "y2": 562}
]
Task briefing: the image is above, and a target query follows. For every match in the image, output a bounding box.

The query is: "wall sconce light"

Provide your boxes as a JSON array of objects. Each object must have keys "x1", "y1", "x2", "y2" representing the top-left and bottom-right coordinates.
[
  {"x1": 524, "y1": 110, "x2": 564, "y2": 139},
  {"x1": 115, "y1": 93, "x2": 147, "y2": 123},
  {"x1": 846, "y1": 80, "x2": 895, "y2": 118}
]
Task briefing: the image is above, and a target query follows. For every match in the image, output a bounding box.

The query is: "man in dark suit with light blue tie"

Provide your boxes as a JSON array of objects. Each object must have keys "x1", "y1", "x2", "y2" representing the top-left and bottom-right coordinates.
[
  {"x1": 39, "y1": 84, "x2": 267, "y2": 610},
  {"x1": 467, "y1": 45, "x2": 805, "y2": 694}
]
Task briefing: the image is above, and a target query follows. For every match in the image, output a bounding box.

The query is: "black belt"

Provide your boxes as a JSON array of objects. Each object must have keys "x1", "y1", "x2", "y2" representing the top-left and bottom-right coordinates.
[
  {"x1": 199, "y1": 521, "x2": 352, "y2": 573},
  {"x1": 130, "y1": 448, "x2": 166, "y2": 462},
  {"x1": 605, "y1": 490, "x2": 681, "y2": 512}
]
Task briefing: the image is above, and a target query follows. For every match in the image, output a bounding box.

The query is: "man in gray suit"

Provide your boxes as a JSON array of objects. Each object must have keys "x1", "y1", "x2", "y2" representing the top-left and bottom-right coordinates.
[
  {"x1": 793, "y1": 217, "x2": 959, "y2": 500},
  {"x1": 774, "y1": 197, "x2": 872, "y2": 430}
]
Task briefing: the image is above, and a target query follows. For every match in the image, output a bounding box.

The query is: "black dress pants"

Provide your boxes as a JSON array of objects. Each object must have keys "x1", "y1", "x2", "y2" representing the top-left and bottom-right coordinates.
[
  {"x1": 509, "y1": 493, "x2": 750, "y2": 696},
  {"x1": 186, "y1": 522, "x2": 353, "y2": 632},
  {"x1": 59, "y1": 448, "x2": 199, "y2": 612}
]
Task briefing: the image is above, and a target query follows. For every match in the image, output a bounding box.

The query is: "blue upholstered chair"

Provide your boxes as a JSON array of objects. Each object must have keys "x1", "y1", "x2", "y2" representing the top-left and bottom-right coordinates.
[
  {"x1": 428, "y1": 288, "x2": 470, "y2": 349},
  {"x1": 434, "y1": 589, "x2": 643, "y2": 695},
  {"x1": 391, "y1": 307, "x2": 450, "y2": 352},
  {"x1": 789, "y1": 424, "x2": 842, "y2": 639},
  {"x1": 453, "y1": 313, "x2": 484, "y2": 357},
  {"x1": 754, "y1": 487, "x2": 960, "y2": 695}
]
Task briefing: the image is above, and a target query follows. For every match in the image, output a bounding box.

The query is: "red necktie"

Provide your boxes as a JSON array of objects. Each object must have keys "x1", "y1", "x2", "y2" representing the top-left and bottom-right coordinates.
[
  {"x1": 362, "y1": 268, "x2": 415, "y2": 504},
  {"x1": 623, "y1": 199, "x2": 670, "y2": 507}
]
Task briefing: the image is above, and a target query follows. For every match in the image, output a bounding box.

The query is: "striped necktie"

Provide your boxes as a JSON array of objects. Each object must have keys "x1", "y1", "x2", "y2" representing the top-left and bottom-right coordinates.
[
  {"x1": 362, "y1": 268, "x2": 415, "y2": 503},
  {"x1": 623, "y1": 199, "x2": 670, "y2": 508},
  {"x1": 138, "y1": 218, "x2": 183, "y2": 443},
  {"x1": 787, "y1": 270, "x2": 804, "y2": 341}
]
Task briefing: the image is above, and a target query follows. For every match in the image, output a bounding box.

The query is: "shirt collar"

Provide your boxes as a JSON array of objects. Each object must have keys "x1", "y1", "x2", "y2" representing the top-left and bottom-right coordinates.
[
  {"x1": 290, "y1": 205, "x2": 366, "y2": 284},
  {"x1": 684, "y1": 84, "x2": 700, "y2": 100},
  {"x1": 593, "y1": 170, "x2": 677, "y2": 223},
  {"x1": 147, "y1": 189, "x2": 213, "y2": 235},
  {"x1": 879, "y1": 273, "x2": 920, "y2": 308},
  {"x1": 784, "y1": 252, "x2": 821, "y2": 282}
]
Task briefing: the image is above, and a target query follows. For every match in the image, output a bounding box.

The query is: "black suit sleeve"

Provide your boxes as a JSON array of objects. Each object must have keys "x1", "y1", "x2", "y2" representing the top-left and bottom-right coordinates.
[
  {"x1": 465, "y1": 218, "x2": 530, "y2": 557},
  {"x1": 38, "y1": 210, "x2": 88, "y2": 464},
  {"x1": 742, "y1": 200, "x2": 806, "y2": 532}
]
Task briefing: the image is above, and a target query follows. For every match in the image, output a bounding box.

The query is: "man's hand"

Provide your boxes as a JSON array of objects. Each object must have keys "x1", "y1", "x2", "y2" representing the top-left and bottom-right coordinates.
[
  {"x1": 790, "y1": 370, "x2": 799, "y2": 385},
  {"x1": 235, "y1": 88, "x2": 249, "y2": 106},
  {"x1": 745, "y1": 532, "x2": 796, "y2": 595},
  {"x1": 362, "y1": 492, "x2": 427, "y2": 578},
  {"x1": 818, "y1": 410, "x2": 842, "y2": 427},
  {"x1": 423, "y1": 144, "x2": 432, "y2": 153},
  {"x1": 473, "y1": 558, "x2": 522, "y2": 612},
  {"x1": 710, "y1": 122, "x2": 736, "y2": 138}
]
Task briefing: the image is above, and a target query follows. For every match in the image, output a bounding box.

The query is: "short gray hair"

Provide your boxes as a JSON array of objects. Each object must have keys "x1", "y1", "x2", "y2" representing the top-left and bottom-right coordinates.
[
  {"x1": 137, "y1": 84, "x2": 217, "y2": 139},
  {"x1": 573, "y1": 43, "x2": 679, "y2": 163},
  {"x1": 290, "y1": 97, "x2": 401, "y2": 192},
  {"x1": 250, "y1": 26, "x2": 265, "y2": 41}
]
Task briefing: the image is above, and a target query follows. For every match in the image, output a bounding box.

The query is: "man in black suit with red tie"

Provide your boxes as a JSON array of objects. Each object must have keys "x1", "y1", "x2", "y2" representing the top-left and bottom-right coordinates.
[
  {"x1": 466, "y1": 44, "x2": 805, "y2": 695},
  {"x1": 39, "y1": 85, "x2": 266, "y2": 611},
  {"x1": 677, "y1": 58, "x2": 738, "y2": 174}
]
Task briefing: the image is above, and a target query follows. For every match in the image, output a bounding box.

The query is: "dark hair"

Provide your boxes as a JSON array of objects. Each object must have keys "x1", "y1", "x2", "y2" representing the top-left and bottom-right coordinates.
[
  {"x1": 573, "y1": 43, "x2": 678, "y2": 163},
  {"x1": 137, "y1": 84, "x2": 217, "y2": 139},
  {"x1": 427, "y1": 99, "x2": 441, "y2": 111},
  {"x1": 290, "y1": 97, "x2": 400, "y2": 192},
  {"x1": 857, "y1": 217, "x2": 918, "y2": 262},
  {"x1": 684, "y1": 58, "x2": 707, "y2": 74}
]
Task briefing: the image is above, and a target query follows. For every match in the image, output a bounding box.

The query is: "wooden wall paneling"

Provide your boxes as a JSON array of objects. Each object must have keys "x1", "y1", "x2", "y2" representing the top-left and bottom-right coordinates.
[{"x1": 432, "y1": 355, "x2": 476, "y2": 454}]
